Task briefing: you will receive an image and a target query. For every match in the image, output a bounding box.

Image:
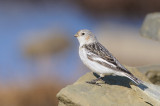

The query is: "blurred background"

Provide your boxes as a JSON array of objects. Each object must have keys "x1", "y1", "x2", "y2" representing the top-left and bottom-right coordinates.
[{"x1": 1, "y1": 0, "x2": 160, "y2": 106}]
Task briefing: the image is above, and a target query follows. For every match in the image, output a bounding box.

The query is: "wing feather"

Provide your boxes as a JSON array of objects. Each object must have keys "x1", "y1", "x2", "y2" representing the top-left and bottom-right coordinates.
[{"x1": 83, "y1": 42, "x2": 132, "y2": 75}]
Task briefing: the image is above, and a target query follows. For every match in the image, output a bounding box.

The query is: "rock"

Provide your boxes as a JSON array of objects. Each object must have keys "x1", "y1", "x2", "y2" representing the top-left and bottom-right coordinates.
[
  {"x1": 131, "y1": 82, "x2": 160, "y2": 106},
  {"x1": 23, "y1": 32, "x2": 71, "y2": 57},
  {"x1": 57, "y1": 66, "x2": 160, "y2": 106},
  {"x1": 146, "y1": 71, "x2": 160, "y2": 85},
  {"x1": 137, "y1": 65, "x2": 160, "y2": 74},
  {"x1": 140, "y1": 12, "x2": 160, "y2": 41},
  {"x1": 137, "y1": 65, "x2": 160, "y2": 85}
]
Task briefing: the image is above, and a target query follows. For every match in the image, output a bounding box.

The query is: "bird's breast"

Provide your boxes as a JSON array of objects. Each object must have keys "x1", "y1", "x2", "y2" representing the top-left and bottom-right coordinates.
[
  {"x1": 79, "y1": 47, "x2": 88, "y2": 64},
  {"x1": 79, "y1": 47, "x2": 115, "y2": 74}
]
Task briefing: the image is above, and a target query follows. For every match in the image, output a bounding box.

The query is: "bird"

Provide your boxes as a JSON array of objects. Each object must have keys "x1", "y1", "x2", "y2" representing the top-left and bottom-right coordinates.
[{"x1": 74, "y1": 29, "x2": 142, "y2": 85}]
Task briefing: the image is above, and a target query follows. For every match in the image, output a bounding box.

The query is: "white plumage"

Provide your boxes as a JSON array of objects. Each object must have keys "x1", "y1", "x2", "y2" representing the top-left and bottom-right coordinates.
[
  {"x1": 79, "y1": 47, "x2": 116, "y2": 76},
  {"x1": 75, "y1": 29, "x2": 142, "y2": 85}
]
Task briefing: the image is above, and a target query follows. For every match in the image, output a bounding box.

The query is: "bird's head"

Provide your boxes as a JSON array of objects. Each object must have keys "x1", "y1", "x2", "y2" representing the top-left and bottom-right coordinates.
[{"x1": 74, "y1": 29, "x2": 97, "y2": 46}]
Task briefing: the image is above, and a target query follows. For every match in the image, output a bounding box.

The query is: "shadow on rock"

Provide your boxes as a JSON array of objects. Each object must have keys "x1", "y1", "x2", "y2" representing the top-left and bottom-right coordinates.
[
  {"x1": 138, "y1": 83, "x2": 148, "y2": 90},
  {"x1": 93, "y1": 73, "x2": 131, "y2": 88},
  {"x1": 93, "y1": 72, "x2": 148, "y2": 90}
]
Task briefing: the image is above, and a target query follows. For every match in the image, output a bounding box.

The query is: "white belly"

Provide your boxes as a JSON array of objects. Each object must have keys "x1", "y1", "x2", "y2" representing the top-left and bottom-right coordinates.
[{"x1": 79, "y1": 47, "x2": 114, "y2": 75}]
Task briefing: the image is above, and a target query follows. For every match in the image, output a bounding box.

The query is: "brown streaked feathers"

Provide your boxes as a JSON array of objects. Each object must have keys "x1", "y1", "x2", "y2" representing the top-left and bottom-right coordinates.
[{"x1": 82, "y1": 42, "x2": 133, "y2": 76}]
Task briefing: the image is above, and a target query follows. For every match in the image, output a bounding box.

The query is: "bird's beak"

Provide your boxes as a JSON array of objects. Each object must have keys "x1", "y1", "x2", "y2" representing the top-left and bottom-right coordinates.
[{"x1": 74, "y1": 34, "x2": 78, "y2": 37}]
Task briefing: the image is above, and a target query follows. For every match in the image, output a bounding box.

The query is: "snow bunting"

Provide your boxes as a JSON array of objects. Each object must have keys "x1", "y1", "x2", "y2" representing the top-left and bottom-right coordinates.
[{"x1": 74, "y1": 29, "x2": 142, "y2": 85}]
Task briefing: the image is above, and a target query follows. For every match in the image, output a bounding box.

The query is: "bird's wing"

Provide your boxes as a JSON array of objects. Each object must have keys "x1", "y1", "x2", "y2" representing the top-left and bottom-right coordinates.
[{"x1": 83, "y1": 42, "x2": 132, "y2": 75}]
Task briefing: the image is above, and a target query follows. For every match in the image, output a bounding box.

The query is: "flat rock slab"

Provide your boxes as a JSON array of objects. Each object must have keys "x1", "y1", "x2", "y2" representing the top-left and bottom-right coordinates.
[{"x1": 57, "y1": 67, "x2": 160, "y2": 106}]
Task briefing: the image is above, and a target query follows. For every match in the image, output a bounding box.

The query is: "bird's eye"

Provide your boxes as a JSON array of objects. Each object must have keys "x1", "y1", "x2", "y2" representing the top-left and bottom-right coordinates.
[{"x1": 82, "y1": 32, "x2": 85, "y2": 36}]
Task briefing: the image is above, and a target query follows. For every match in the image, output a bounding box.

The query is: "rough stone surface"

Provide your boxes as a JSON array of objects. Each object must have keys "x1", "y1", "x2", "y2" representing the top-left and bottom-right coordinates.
[
  {"x1": 140, "y1": 12, "x2": 160, "y2": 41},
  {"x1": 57, "y1": 67, "x2": 160, "y2": 106},
  {"x1": 131, "y1": 82, "x2": 160, "y2": 106}
]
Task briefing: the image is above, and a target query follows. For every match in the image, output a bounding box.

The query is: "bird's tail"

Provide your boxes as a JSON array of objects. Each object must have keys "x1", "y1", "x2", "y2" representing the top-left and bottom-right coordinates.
[{"x1": 125, "y1": 73, "x2": 142, "y2": 85}]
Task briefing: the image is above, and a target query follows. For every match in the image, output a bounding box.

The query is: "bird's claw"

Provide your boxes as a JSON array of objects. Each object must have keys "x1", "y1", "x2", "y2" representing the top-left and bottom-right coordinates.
[{"x1": 86, "y1": 81, "x2": 101, "y2": 86}]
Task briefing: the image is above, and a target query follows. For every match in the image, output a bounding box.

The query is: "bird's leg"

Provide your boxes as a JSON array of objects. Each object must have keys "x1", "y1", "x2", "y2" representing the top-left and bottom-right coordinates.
[
  {"x1": 86, "y1": 76, "x2": 102, "y2": 84},
  {"x1": 86, "y1": 74, "x2": 104, "y2": 85}
]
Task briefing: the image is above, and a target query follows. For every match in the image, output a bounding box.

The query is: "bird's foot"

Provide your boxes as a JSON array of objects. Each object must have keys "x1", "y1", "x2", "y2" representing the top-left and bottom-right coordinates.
[
  {"x1": 86, "y1": 77, "x2": 102, "y2": 86},
  {"x1": 86, "y1": 81, "x2": 101, "y2": 86}
]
